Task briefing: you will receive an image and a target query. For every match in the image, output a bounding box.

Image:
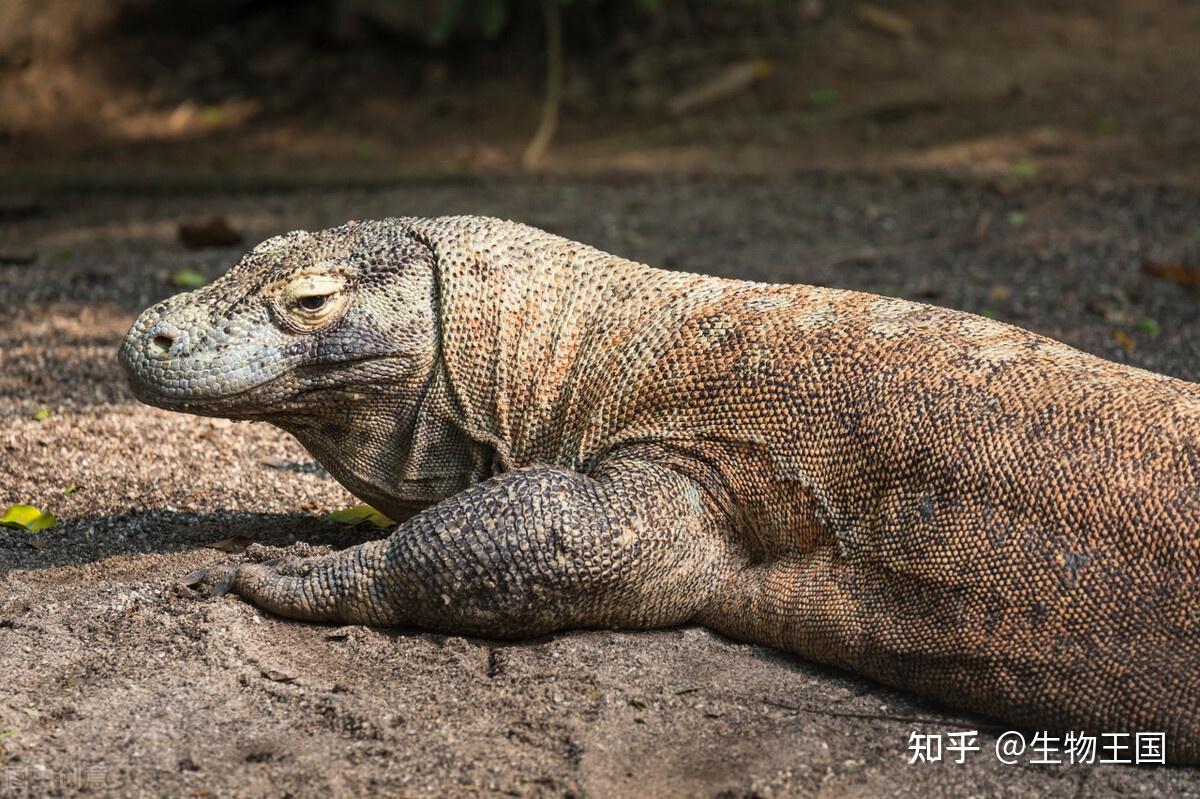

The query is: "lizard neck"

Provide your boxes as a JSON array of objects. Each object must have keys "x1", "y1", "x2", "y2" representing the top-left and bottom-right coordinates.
[
  {"x1": 276, "y1": 364, "x2": 494, "y2": 521},
  {"x1": 411, "y1": 216, "x2": 623, "y2": 471}
]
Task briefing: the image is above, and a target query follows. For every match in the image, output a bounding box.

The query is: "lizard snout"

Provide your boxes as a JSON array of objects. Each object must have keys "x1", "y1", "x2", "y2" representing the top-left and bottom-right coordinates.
[{"x1": 120, "y1": 293, "x2": 293, "y2": 411}]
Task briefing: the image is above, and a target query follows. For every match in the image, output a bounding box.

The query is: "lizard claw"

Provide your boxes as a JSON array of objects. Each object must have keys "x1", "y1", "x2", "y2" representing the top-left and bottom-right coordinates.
[
  {"x1": 180, "y1": 553, "x2": 295, "y2": 599},
  {"x1": 180, "y1": 549, "x2": 364, "y2": 623},
  {"x1": 211, "y1": 564, "x2": 239, "y2": 598},
  {"x1": 180, "y1": 569, "x2": 208, "y2": 588},
  {"x1": 179, "y1": 562, "x2": 241, "y2": 598}
]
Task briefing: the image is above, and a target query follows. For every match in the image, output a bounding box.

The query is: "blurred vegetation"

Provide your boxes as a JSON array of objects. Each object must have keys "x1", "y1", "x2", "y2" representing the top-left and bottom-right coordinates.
[
  {"x1": 7, "y1": 0, "x2": 1197, "y2": 185},
  {"x1": 353, "y1": 0, "x2": 807, "y2": 163},
  {"x1": 1, "y1": 0, "x2": 813, "y2": 167},
  {"x1": 1, "y1": 0, "x2": 813, "y2": 62}
]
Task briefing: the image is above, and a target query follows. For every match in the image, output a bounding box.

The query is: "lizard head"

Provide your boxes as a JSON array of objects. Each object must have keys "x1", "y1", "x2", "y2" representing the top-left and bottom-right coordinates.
[{"x1": 119, "y1": 220, "x2": 438, "y2": 422}]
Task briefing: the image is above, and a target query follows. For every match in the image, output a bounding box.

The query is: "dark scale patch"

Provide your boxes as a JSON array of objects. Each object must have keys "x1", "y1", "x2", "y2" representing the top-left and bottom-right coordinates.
[
  {"x1": 1058, "y1": 548, "x2": 1091, "y2": 589},
  {"x1": 918, "y1": 494, "x2": 935, "y2": 524}
]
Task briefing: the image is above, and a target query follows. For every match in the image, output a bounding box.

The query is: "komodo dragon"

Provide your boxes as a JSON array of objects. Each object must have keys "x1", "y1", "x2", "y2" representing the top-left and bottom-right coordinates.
[{"x1": 119, "y1": 216, "x2": 1200, "y2": 762}]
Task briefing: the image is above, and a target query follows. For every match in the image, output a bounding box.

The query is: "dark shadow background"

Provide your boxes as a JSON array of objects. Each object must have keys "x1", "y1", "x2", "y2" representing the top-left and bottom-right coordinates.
[{"x1": 3, "y1": 0, "x2": 1199, "y2": 185}]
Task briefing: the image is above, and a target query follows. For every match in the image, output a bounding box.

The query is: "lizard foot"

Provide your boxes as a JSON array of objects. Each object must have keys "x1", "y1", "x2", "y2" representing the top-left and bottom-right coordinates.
[
  {"x1": 180, "y1": 556, "x2": 295, "y2": 599},
  {"x1": 182, "y1": 549, "x2": 379, "y2": 623}
]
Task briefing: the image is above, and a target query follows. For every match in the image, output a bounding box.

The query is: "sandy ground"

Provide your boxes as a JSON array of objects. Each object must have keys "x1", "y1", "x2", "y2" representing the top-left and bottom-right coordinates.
[{"x1": 2, "y1": 174, "x2": 1200, "y2": 797}]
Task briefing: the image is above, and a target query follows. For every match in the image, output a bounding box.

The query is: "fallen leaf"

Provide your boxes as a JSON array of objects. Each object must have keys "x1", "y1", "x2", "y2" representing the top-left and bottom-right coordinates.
[
  {"x1": 178, "y1": 217, "x2": 243, "y2": 249},
  {"x1": 326, "y1": 505, "x2": 394, "y2": 529},
  {"x1": 0, "y1": 252, "x2": 37, "y2": 266},
  {"x1": 854, "y1": 4, "x2": 914, "y2": 38},
  {"x1": 1, "y1": 504, "x2": 57, "y2": 533},
  {"x1": 31, "y1": 408, "x2": 50, "y2": 421},
  {"x1": 808, "y1": 88, "x2": 840, "y2": 109},
  {"x1": 170, "y1": 267, "x2": 208, "y2": 288},
  {"x1": 1142, "y1": 262, "x2": 1200, "y2": 293},
  {"x1": 62, "y1": 484, "x2": 79, "y2": 496},
  {"x1": 628, "y1": 697, "x2": 648, "y2": 709},
  {"x1": 263, "y1": 670, "x2": 297, "y2": 683},
  {"x1": 1114, "y1": 329, "x2": 1135, "y2": 351},
  {"x1": 869, "y1": 98, "x2": 943, "y2": 126},
  {"x1": 674, "y1": 687, "x2": 698, "y2": 695},
  {"x1": 205, "y1": 536, "x2": 253, "y2": 554},
  {"x1": 987, "y1": 285, "x2": 1012, "y2": 304}
]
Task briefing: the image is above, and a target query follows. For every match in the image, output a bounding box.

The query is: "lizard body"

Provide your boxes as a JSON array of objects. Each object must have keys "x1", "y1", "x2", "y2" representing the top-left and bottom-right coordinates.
[{"x1": 120, "y1": 216, "x2": 1200, "y2": 761}]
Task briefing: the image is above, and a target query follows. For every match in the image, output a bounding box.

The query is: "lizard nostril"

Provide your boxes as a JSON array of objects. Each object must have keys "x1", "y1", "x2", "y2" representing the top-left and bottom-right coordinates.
[
  {"x1": 146, "y1": 323, "x2": 189, "y2": 359},
  {"x1": 151, "y1": 333, "x2": 175, "y2": 354}
]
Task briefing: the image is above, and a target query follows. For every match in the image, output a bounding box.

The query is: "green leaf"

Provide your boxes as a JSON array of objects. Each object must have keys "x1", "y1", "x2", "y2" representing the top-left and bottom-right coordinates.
[
  {"x1": 476, "y1": 0, "x2": 508, "y2": 39},
  {"x1": 1007, "y1": 210, "x2": 1027, "y2": 227},
  {"x1": 1136, "y1": 318, "x2": 1160, "y2": 337},
  {"x1": 0, "y1": 504, "x2": 57, "y2": 534},
  {"x1": 62, "y1": 484, "x2": 79, "y2": 496},
  {"x1": 326, "y1": 505, "x2": 394, "y2": 529},
  {"x1": 808, "y1": 88, "x2": 840, "y2": 109},
  {"x1": 170, "y1": 267, "x2": 207, "y2": 288},
  {"x1": 1011, "y1": 161, "x2": 1037, "y2": 178},
  {"x1": 1097, "y1": 116, "x2": 1118, "y2": 134},
  {"x1": 428, "y1": 0, "x2": 469, "y2": 45},
  {"x1": 31, "y1": 408, "x2": 50, "y2": 421}
]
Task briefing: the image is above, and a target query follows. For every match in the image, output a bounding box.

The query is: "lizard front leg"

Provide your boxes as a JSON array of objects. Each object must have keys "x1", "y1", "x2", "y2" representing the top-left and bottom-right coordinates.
[{"x1": 210, "y1": 457, "x2": 728, "y2": 635}]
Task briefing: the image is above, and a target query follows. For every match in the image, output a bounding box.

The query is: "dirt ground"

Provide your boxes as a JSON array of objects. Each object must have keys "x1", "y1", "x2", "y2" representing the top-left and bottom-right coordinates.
[{"x1": 1, "y1": 174, "x2": 1199, "y2": 797}]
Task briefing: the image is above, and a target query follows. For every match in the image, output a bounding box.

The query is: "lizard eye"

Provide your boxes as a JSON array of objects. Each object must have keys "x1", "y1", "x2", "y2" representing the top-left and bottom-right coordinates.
[
  {"x1": 297, "y1": 293, "x2": 331, "y2": 312},
  {"x1": 281, "y1": 273, "x2": 348, "y2": 329}
]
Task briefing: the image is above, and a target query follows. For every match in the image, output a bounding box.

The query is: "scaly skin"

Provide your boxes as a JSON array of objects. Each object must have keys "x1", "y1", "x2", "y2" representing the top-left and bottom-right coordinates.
[{"x1": 120, "y1": 216, "x2": 1200, "y2": 762}]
